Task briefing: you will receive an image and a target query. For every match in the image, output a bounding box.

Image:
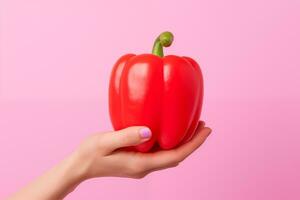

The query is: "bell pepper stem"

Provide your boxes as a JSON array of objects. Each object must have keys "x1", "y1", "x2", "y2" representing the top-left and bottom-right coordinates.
[{"x1": 152, "y1": 31, "x2": 174, "y2": 57}]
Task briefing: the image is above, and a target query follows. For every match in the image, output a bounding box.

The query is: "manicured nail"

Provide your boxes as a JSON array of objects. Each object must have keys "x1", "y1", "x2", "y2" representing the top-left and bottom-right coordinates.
[{"x1": 139, "y1": 128, "x2": 152, "y2": 138}]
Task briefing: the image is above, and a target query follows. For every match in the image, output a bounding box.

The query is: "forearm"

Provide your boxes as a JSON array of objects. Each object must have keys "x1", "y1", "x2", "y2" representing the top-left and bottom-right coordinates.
[
  {"x1": 7, "y1": 125, "x2": 211, "y2": 199},
  {"x1": 8, "y1": 152, "x2": 86, "y2": 200}
]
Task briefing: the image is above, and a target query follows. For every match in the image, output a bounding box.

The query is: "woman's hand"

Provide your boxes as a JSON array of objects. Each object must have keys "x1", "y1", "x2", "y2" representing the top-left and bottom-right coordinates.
[
  {"x1": 8, "y1": 122, "x2": 211, "y2": 200},
  {"x1": 75, "y1": 121, "x2": 211, "y2": 179}
]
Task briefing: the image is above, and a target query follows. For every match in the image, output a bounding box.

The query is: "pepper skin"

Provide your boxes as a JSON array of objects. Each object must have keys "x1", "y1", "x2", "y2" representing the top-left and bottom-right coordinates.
[{"x1": 109, "y1": 32, "x2": 203, "y2": 152}]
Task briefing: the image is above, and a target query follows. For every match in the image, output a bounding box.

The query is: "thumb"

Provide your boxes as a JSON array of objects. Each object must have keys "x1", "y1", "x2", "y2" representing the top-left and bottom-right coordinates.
[{"x1": 102, "y1": 126, "x2": 152, "y2": 152}]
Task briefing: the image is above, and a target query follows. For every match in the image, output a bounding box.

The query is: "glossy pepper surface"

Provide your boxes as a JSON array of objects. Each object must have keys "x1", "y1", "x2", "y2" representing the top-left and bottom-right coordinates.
[{"x1": 109, "y1": 32, "x2": 203, "y2": 152}]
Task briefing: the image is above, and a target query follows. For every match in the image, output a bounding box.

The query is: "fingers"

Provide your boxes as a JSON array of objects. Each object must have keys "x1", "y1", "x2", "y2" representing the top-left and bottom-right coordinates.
[
  {"x1": 143, "y1": 123, "x2": 211, "y2": 170},
  {"x1": 103, "y1": 122, "x2": 211, "y2": 179},
  {"x1": 98, "y1": 126, "x2": 152, "y2": 154},
  {"x1": 174, "y1": 126, "x2": 211, "y2": 160}
]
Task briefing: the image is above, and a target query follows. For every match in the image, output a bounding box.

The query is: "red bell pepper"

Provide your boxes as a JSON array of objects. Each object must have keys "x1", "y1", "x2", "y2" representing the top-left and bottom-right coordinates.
[{"x1": 109, "y1": 32, "x2": 203, "y2": 152}]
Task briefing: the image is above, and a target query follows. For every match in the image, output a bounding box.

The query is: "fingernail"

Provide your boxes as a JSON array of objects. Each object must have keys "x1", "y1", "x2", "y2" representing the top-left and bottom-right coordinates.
[{"x1": 139, "y1": 128, "x2": 152, "y2": 138}]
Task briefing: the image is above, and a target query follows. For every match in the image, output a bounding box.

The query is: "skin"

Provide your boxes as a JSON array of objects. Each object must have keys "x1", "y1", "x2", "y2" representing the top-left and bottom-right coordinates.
[{"x1": 7, "y1": 121, "x2": 211, "y2": 200}]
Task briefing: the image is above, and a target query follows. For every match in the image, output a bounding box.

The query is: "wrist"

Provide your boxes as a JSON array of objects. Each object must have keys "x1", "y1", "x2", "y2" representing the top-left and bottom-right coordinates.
[{"x1": 67, "y1": 150, "x2": 90, "y2": 182}]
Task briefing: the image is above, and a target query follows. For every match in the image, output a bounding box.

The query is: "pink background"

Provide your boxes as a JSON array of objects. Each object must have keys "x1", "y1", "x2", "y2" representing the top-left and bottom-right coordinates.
[{"x1": 1, "y1": 0, "x2": 300, "y2": 199}]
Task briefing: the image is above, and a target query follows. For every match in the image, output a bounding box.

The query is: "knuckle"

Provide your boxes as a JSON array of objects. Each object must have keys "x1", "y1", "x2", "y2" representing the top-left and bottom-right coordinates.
[
  {"x1": 96, "y1": 136, "x2": 109, "y2": 150},
  {"x1": 170, "y1": 162, "x2": 180, "y2": 168},
  {"x1": 120, "y1": 135, "x2": 131, "y2": 144},
  {"x1": 176, "y1": 156, "x2": 185, "y2": 163},
  {"x1": 172, "y1": 151, "x2": 187, "y2": 163},
  {"x1": 173, "y1": 156, "x2": 184, "y2": 164},
  {"x1": 122, "y1": 133, "x2": 139, "y2": 145},
  {"x1": 95, "y1": 133, "x2": 108, "y2": 145},
  {"x1": 132, "y1": 173, "x2": 147, "y2": 179},
  {"x1": 170, "y1": 153, "x2": 184, "y2": 163},
  {"x1": 126, "y1": 159, "x2": 146, "y2": 175}
]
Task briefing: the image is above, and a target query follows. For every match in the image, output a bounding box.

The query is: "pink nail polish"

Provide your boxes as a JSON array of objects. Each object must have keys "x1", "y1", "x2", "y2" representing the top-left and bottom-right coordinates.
[{"x1": 139, "y1": 128, "x2": 151, "y2": 138}]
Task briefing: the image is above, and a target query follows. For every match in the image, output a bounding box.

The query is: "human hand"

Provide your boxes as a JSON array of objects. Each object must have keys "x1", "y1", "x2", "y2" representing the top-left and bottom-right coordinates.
[
  {"x1": 74, "y1": 121, "x2": 212, "y2": 180},
  {"x1": 7, "y1": 122, "x2": 211, "y2": 200}
]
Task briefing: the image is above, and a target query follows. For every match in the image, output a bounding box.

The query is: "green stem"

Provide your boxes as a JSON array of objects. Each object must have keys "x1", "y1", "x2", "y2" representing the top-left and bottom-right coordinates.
[{"x1": 152, "y1": 31, "x2": 174, "y2": 57}]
